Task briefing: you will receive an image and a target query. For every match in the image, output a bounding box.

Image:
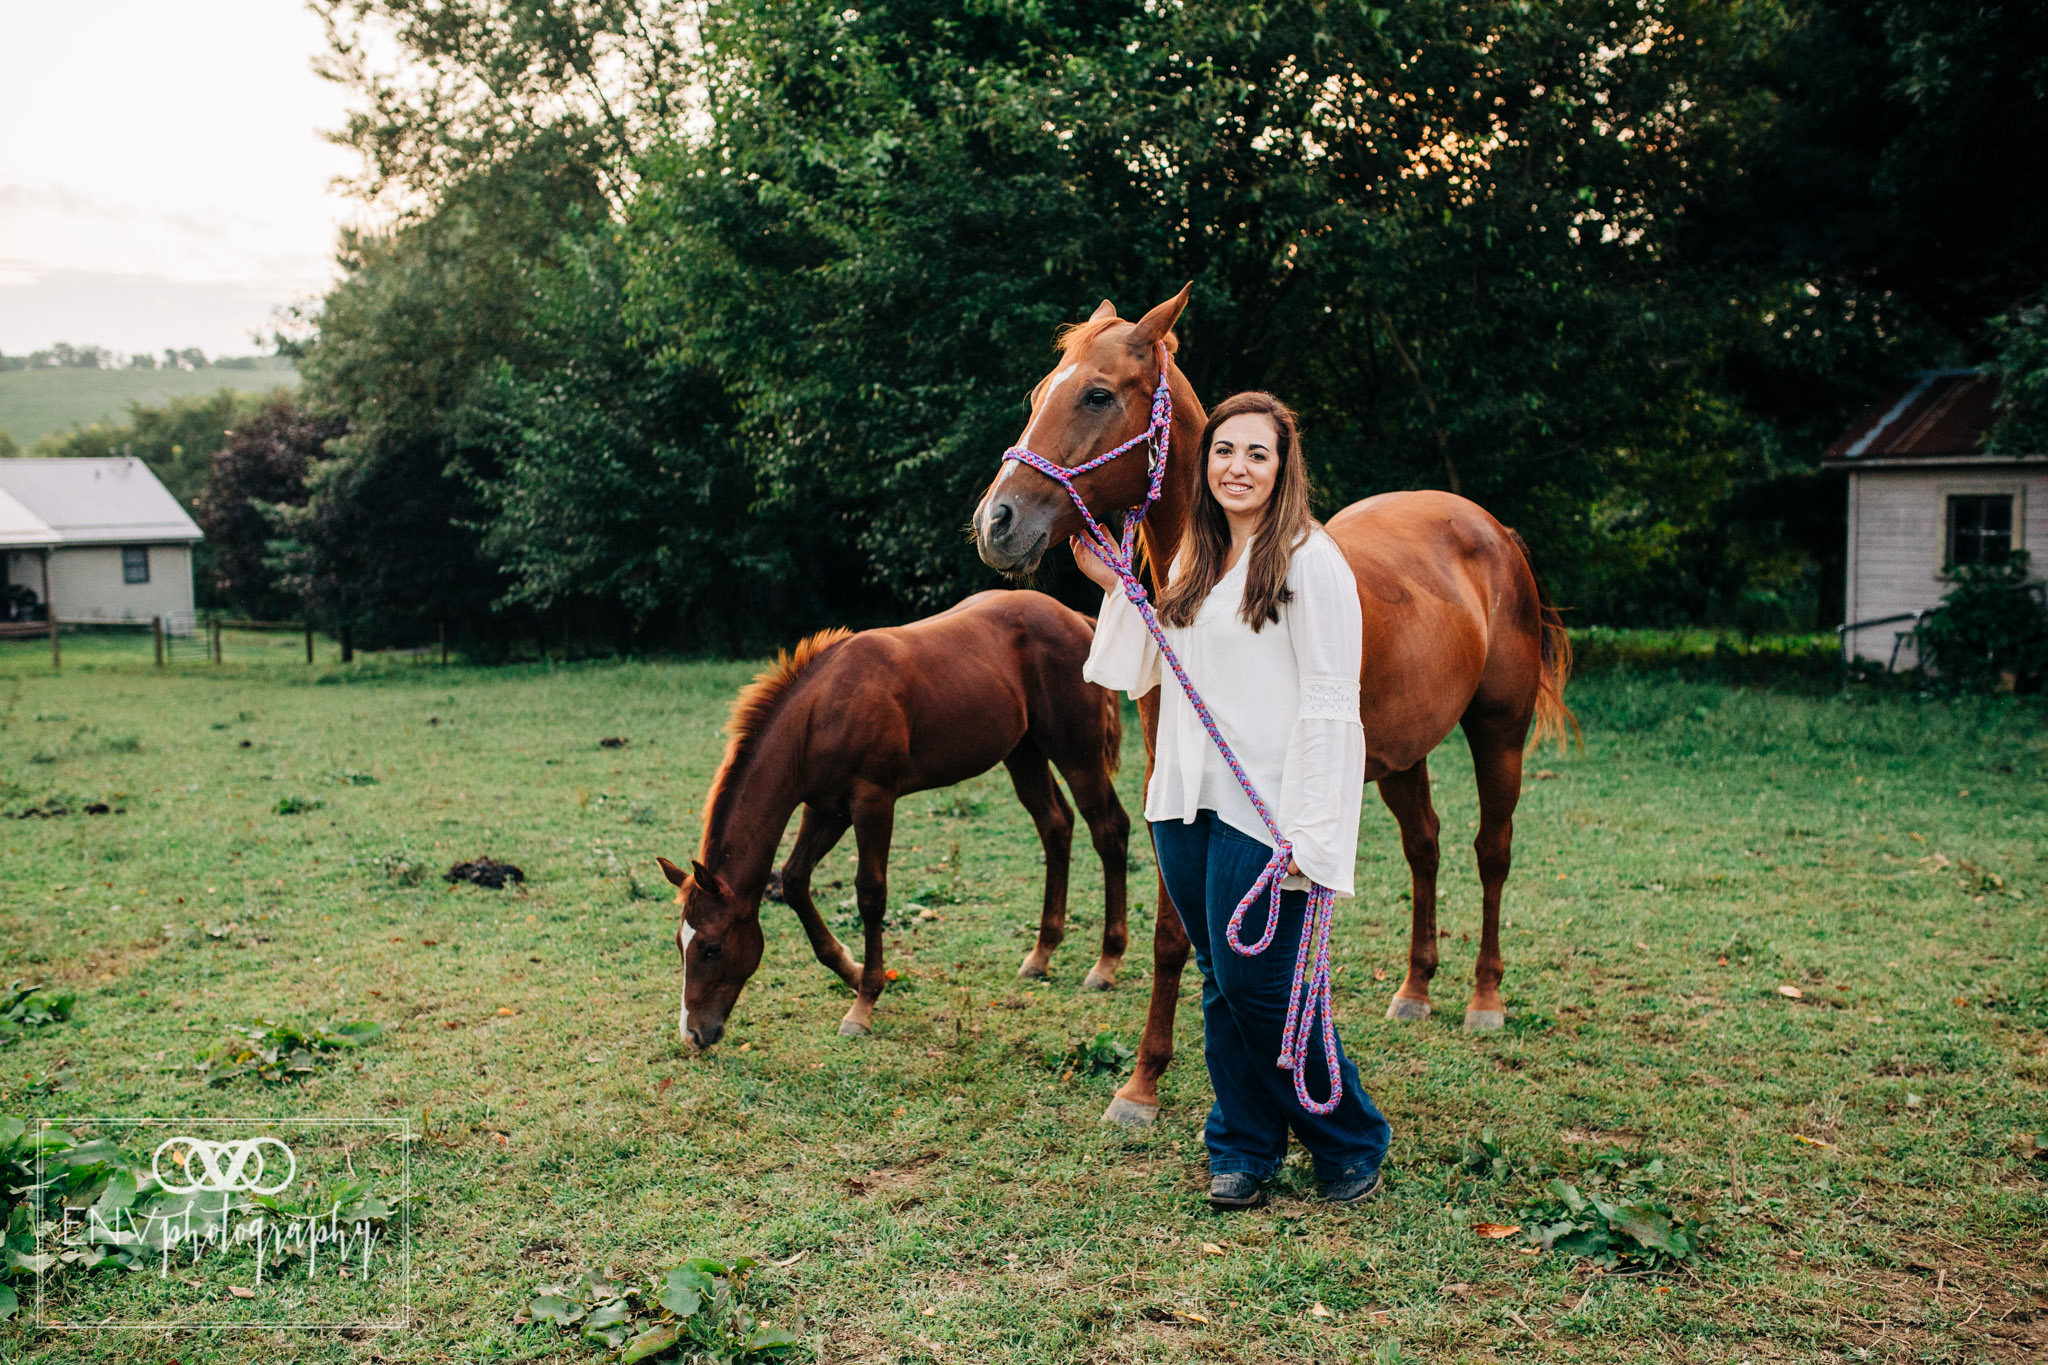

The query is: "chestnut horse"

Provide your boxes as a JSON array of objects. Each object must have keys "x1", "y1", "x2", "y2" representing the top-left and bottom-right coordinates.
[
  {"x1": 656, "y1": 590, "x2": 1129, "y2": 1049},
  {"x1": 973, "y1": 289, "x2": 1573, "y2": 1125}
]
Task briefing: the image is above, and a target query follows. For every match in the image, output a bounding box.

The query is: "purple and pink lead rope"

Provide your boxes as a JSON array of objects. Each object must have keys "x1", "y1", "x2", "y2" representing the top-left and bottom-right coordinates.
[{"x1": 1002, "y1": 346, "x2": 1345, "y2": 1115}]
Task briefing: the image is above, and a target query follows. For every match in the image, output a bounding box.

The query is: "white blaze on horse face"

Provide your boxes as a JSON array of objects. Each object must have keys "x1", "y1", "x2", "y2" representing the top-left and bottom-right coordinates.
[
  {"x1": 676, "y1": 917, "x2": 696, "y2": 1042},
  {"x1": 989, "y1": 362, "x2": 1082, "y2": 511}
]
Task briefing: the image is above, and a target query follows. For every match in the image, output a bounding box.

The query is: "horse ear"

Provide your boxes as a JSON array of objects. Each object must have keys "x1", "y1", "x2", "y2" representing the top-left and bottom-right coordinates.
[
  {"x1": 690, "y1": 858, "x2": 730, "y2": 896},
  {"x1": 1127, "y1": 283, "x2": 1191, "y2": 351},
  {"x1": 1089, "y1": 298, "x2": 1118, "y2": 322},
  {"x1": 657, "y1": 856, "x2": 688, "y2": 888}
]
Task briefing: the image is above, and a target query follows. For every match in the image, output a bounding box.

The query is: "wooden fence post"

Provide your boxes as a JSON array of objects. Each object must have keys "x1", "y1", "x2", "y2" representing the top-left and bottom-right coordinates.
[
  {"x1": 49, "y1": 614, "x2": 59, "y2": 670},
  {"x1": 211, "y1": 617, "x2": 222, "y2": 665},
  {"x1": 153, "y1": 616, "x2": 164, "y2": 667},
  {"x1": 340, "y1": 626, "x2": 353, "y2": 663},
  {"x1": 305, "y1": 621, "x2": 314, "y2": 665},
  {"x1": 439, "y1": 619, "x2": 447, "y2": 666}
]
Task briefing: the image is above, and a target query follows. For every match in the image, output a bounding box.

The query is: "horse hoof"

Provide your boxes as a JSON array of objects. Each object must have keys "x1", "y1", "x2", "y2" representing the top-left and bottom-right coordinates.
[
  {"x1": 1016, "y1": 963, "x2": 1051, "y2": 982},
  {"x1": 837, "y1": 1019, "x2": 871, "y2": 1037},
  {"x1": 1081, "y1": 967, "x2": 1116, "y2": 992},
  {"x1": 1385, "y1": 995, "x2": 1431, "y2": 1022},
  {"x1": 1101, "y1": 1097, "x2": 1159, "y2": 1127},
  {"x1": 1463, "y1": 1008, "x2": 1505, "y2": 1033}
]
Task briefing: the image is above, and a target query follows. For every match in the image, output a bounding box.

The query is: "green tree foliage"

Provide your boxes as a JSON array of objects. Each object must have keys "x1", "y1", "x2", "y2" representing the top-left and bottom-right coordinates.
[
  {"x1": 195, "y1": 396, "x2": 343, "y2": 619},
  {"x1": 290, "y1": 0, "x2": 2043, "y2": 647}
]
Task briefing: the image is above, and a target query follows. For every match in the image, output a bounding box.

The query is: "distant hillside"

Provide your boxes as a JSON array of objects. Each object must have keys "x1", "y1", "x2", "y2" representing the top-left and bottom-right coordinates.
[{"x1": 0, "y1": 362, "x2": 301, "y2": 445}]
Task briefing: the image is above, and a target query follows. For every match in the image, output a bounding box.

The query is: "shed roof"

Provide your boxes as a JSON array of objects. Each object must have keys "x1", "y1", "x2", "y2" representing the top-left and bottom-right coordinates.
[
  {"x1": 0, "y1": 458, "x2": 202, "y2": 547},
  {"x1": 1821, "y1": 369, "x2": 2042, "y2": 466}
]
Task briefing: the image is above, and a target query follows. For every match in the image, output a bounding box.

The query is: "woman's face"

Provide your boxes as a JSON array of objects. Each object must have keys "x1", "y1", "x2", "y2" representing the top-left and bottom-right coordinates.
[{"x1": 1206, "y1": 411, "x2": 1282, "y2": 523}]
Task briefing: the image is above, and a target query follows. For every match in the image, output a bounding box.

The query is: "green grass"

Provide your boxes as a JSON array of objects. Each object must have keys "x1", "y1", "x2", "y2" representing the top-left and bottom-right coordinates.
[
  {"x1": 0, "y1": 644, "x2": 2042, "y2": 1362},
  {"x1": 0, "y1": 366, "x2": 298, "y2": 447}
]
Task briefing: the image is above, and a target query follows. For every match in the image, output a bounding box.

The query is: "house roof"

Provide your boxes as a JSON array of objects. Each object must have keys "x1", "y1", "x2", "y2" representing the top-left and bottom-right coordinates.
[
  {"x1": 0, "y1": 486, "x2": 59, "y2": 547},
  {"x1": 0, "y1": 458, "x2": 203, "y2": 547},
  {"x1": 1822, "y1": 369, "x2": 2044, "y2": 467}
]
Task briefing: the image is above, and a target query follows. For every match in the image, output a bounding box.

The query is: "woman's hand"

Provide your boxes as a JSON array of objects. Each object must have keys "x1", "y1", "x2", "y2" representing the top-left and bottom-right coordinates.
[
  {"x1": 1069, "y1": 536, "x2": 1120, "y2": 593},
  {"x1": 1287, "y1": 856, "x2": 1301, "y2": 877}
]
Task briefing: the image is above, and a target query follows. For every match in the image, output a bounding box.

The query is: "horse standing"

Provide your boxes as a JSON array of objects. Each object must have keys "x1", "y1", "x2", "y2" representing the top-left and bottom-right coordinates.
[
  {"x1": 973, "y1": 290, "x2": 1573, "y2": 1124},
  {"x1": 658, "y1": 590, "x2": 1130, "y2": 1048}
]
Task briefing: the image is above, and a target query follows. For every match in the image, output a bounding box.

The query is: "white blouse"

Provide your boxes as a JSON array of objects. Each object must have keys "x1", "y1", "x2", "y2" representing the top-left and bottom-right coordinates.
[{"x1": 1083, "y1": 527, "x2": 1366, "y2": 897}]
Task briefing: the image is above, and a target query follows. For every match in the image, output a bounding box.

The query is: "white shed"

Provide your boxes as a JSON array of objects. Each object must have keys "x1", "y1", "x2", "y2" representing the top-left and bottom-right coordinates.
[
  {"x1": 1825, "y1": 370, "x2": 2047, "y2": 669},
  {"x1": 0, "y1": 458, "x2": 203, "y2": 625}
]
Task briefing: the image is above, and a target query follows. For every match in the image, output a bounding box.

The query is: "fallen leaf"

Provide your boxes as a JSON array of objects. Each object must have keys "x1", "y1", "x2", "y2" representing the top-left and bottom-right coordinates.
[
  {"x1": 657, "y1": 1077, "x2": 674, "y2": 1094},
  {"x1": 1373, "y1": 967, "x2": 1387, "y2": 982},
  {"x1": 921, "y1": 1306, "x2": 936, "y2": 1317},
  {"x1": 1472, "y1": 1223, "x2": 1521, "y2": 1239},
  {"x1": 1175, "y1": 1311, "x2": 1209, "y2": 1324},
  {"x1": 886, "y1": 969, "x2": 900, "y2": 981},
  {"x1": 1952, "y1": 996, "x2": 1969, "y2": 1007},
  {"x1": 770, "y1": 1250, "x2": 807, "y2": 1268},
  {"x1": 442, "y1": 1020, "x2": 462, "y2": 1030},
  {"x1": 1792, "y1": 1133, "x2": 1834, "y2": 1149},
  {"x1": 228, "y1": 1285, "x2": 256, "y2": 1299},
  {"x1": 490, "y1": 1131, "x2": 509, "y2": 1147},
  {"x1": 1634, "y1": 941, "x2": 1650, "y2": 952},
  {"x1": 496, "y1": 1007, "x2": 515, "y2": 1017},
  {"x1": 1310, "y1": 1302, "x2": 1334, "y2": 1318},
  {"x1": 421, "y1": 939, "x2": 439, "y2": 947},
  {"x1": 1443, "y1": 1283, "x2": 1472, "y2": 1299},
  {"x1": 1201, "y1": 1242, "x2": 1225, "y2": 1256},
  {"x1": 1777, "y1": 985, "x2": 1804, "y2": 999}
]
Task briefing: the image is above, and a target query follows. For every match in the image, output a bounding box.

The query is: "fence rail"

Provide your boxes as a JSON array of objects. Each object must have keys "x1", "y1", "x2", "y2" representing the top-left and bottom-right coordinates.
[{"x1": 0, "y1": 614, "x2": 315, "y2": 667}]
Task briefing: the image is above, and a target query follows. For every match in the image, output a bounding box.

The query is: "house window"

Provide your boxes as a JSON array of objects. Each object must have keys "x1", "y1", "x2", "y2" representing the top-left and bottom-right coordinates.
[
  {"x1": 1946, "y1": 495, "x2": 2013, "y2": 568},
  {"x1": 122, "y1": 546, "x2": 150, "y2": 584}
]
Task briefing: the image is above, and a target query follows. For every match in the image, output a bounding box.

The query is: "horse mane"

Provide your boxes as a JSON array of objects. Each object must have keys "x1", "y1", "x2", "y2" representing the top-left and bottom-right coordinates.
[
  {"x1": 1053, "y1": 316, "x2": 1180, "y2": 359},
  {"x1": 697, "y1": 627, "x2": 854, "y2": 856}
]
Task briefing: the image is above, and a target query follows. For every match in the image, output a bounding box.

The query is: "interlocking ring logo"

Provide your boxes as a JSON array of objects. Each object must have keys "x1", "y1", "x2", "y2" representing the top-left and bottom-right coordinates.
[{"x1": 151, "y1": 1136, "x2": 297, "y2": 1195}]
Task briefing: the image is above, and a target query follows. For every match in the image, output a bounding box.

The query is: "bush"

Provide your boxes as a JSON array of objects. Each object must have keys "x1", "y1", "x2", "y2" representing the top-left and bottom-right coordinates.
[{"x1": 1916, "y1": 552, "x2": 2048, "y2": 693}]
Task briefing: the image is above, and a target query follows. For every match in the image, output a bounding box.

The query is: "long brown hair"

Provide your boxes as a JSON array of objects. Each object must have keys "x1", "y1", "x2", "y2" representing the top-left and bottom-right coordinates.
[{"x1": 1155, "y1": 391, "x2": 1315, "y2": 631}]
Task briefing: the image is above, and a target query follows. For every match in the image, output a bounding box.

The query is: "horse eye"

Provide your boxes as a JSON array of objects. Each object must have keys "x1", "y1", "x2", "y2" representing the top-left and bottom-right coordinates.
[
  {"x1": 701, "y1": 941, "x2": 723, "y2": 959},
  {"x1": 1084, "y1": 388, "x2": 1114, "y2": 407}
]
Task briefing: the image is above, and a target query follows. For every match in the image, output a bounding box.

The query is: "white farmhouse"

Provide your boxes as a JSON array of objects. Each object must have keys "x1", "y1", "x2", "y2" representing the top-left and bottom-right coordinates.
[
  {"x1": 0, "y1": 458, "x2": 203, "y2": 624},
  {"x1": 1826, "y1": 370, "x2": 2048, "y2": 668}
]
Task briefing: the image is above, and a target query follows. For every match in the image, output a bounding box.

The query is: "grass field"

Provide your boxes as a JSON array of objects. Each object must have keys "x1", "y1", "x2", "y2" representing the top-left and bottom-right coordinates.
[
  {"x1": 0, "y1": 365, "x2": 299, "y2": 447},
  {"x1": 0, "y1": 639, "x2": 2042, "y2": 1363}
]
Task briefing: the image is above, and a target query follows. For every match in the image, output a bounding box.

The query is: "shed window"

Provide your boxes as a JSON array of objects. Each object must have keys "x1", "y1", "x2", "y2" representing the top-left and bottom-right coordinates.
[
  {"x1": 1946, "y1": 495, "x2": 2013, "y2": 568},
  {"x1": 122, "y1": 546, "x2": 150, "y2": 584}
]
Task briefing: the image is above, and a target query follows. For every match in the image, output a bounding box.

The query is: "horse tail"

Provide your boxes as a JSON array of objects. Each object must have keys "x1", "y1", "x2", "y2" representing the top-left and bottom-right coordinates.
[
  {"x1": 1506, "y1": 528, "x2": 1580, "y2": 753},
  {"x1": 1100, "y1": 679, "x2": 1124, "y2": 777}
]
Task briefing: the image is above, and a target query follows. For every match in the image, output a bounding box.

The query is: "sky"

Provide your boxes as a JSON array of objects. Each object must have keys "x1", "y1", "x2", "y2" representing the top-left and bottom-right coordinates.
[{"x1": 0, "y1": 0, "x2": 368, "y2": 358}]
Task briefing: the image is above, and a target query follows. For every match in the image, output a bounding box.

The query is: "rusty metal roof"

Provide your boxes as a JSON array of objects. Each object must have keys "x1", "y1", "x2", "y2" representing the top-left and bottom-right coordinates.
[{"x1": 1823, "y1": 369, "x2": 2005, "y2": 462}]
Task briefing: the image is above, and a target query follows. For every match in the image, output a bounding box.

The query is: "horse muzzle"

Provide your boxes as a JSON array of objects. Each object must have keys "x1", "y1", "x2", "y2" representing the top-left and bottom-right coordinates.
[{"x1": 975, "y1": 495, "x2": 1051, "y2": 574}]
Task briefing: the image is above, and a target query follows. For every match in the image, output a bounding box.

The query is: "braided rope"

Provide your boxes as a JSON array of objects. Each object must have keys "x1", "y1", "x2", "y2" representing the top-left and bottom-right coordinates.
[{"x1": 1001, "y1": 348, "x2": 1343, "y2": 1114}]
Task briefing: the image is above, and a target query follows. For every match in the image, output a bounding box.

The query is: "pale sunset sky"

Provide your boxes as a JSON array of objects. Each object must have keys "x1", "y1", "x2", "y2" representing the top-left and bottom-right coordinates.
[{"x1": 0, "y1": 0, "x2": 367, "y2": 357}]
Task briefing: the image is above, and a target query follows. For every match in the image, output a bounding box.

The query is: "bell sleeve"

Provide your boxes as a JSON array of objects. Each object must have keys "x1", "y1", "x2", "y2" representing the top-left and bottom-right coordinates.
[
  {"x1": 1278, "y1": 535, "x2": 1366, "y2": 897},
  {"x1": 1082, "y1": 583, "x2": 1163, "y2": 699}
]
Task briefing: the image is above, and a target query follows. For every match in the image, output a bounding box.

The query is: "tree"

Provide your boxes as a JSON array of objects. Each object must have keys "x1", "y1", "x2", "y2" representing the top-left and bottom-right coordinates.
[{"x1": 196, "y1": 396, "x2": 343, "y2": 619}]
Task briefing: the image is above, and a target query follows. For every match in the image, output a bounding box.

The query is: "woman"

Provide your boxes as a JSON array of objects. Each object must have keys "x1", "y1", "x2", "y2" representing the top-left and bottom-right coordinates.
[{"x1": 1075, "y1": 391, "x2": 1391, "y2": 1209}]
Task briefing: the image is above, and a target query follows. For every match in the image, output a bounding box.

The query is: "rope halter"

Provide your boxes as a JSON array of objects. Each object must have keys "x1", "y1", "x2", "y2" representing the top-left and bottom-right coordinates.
[{"x1": 999, "y1": 345, "x2": 1345, "y2": 1115}]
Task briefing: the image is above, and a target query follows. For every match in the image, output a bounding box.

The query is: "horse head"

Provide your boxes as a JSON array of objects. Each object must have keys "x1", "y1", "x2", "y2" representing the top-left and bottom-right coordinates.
[
  {"x1": 974, "y1": 287, "x2": 1190, "y2": 575},
  {"x1": 657, "y1": 855, "x2": 765, "y2": 1052}
]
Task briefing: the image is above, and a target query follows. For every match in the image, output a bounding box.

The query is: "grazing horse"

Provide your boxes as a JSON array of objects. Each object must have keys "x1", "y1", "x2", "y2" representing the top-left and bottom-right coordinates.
[
  {"x1": 973, "y1": 289, "x2": 1574, "y2": 1125},
  {"x1": 656, "y1": 590, "x2": 1129, "y2": 1050}
]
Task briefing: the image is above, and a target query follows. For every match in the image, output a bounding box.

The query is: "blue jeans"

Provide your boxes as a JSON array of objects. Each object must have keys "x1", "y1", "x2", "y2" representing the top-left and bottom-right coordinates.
[{"x1": 1152, "y1": 811, "x2": 1392, "y2": 1182}]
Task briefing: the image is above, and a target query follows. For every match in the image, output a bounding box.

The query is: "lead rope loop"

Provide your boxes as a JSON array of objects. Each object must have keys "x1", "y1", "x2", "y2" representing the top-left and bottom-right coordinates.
[{"x1": 1001, "y1": 348, "x2": 1344, "y2": 1114}]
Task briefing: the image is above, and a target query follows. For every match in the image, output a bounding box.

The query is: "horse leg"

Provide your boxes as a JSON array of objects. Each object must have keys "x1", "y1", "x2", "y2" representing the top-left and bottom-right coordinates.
[
  {"x1": 779, "y1": 804, "x2": 859, "y2": 990},
  {"x1": 838, "y1": 786, "x2": 896, "y2": 1037},
  {"x1": 1052, "y1": 757, "x2": 1130, "y2": 991},
  {"x1": 1102, "y1": 863, "x2": 1190, "y2": 1126},
  {"x1": 1003, "y1": 744, "x2": 1075, "y2": 981},
  {"x1": 1378, "y1": 759, "x2": 1443, "y2": 1022},
  {"x1": 1462, "y1": 719, "x2": 1525, "y2": 1033}
]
